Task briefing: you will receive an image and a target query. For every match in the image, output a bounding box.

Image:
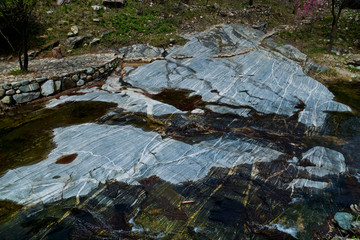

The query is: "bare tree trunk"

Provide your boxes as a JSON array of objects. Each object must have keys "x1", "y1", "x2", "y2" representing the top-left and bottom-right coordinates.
[
  {"x1": 328, "y1": 0, "x2": 345, "y2": 52},
  {"x1": 329, "y1": 16, "x2": 338, "y2": 51},
  {"x1": 18, "y1": 48, "x2": 23, "y2": 70},
  {"x1": 23, "y1": 23, "x2": 28, "y2": 71}
]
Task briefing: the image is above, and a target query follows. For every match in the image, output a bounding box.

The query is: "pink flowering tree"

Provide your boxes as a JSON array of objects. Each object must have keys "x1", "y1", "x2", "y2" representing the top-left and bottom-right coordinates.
[{"x1": 296, "y1": 0, "x2": 328, "y2": 23}]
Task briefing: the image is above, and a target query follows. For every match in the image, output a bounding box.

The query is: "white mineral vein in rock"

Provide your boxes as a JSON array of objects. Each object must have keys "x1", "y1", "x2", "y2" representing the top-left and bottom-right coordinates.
[
  {"x1": 287, "y1": 178, "x2": 329, "y2": 190},
  {"x1": 0, "y1": 123, "x2": 282, "y2": 205}
]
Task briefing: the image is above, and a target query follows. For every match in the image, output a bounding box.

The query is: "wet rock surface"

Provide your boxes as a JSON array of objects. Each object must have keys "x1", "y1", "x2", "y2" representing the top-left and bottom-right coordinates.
[{"x1": 0, "y1": 23, "x2": 359, "y2": 240}]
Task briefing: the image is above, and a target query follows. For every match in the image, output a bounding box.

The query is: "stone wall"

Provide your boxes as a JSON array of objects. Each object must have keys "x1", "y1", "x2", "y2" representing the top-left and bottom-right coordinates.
[{"x1": 0, "y1": 57, "x2": 120, "y2": 108}]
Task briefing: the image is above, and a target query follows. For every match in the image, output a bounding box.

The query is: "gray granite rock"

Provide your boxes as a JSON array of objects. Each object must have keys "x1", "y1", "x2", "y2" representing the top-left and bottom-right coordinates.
[
  {"x1": 304, "y1": 59, "x2": 329, "y2": 73},
  {"x1": 5, "y1": 89, "x2": 15, "y2": 95},
  {"x1": 64, "y1": 36, "x2": 86, "y2": 49},
  {"x1": 276, "y1": 44, "x2": 307, "y2": 63},
  {"x1": 292, "y1": 147, "x2": 346, "y2": 177},
  {"x1": 20, "y1": 80, "x2": 29, "y2": 86},
  {"x1": 334, "y1": 212, "x2": 354, "y2": 230},
  {"x1": 119, "y1": 44, "x2": 165, "y2": 58},
  {"x1": 11, "y1": 82, "x2": 21, "y2": 88},
  {"x1": 90, "y1": 38, "x2": 100, "y2": 46},
  {"x1": 86, "y1": 67, "x2": 95, "y2": 74},
  {"x1": 13, "y1": 92, "x2": 40, "y2": 104},
  {"x1": 76, "y1": 79, "x2": 85, "y2": 86},
  {"x1": 0, "y1": 89, "x2": 4, "y2": 97},
  {"x1": 0, "y1": 123, "x2": 282, "y2": 204},
  {"x1": 41, "y1": 80, "x2": 55, "y2": 96},
  {"x1": 72, "y1": 74, "x2": 79, "y2": 82},
  {"x1": 19, "y1": 83, "x2": 40, "y2": 92},
  {"x1": 123, "y1": 24, "x2": 350, "y2": 127}
]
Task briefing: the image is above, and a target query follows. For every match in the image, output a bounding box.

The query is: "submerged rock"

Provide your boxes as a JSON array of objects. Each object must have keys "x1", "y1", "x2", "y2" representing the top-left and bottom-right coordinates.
[
  {"x1": 334, "y1": 212, "x2": 354, "y2": 230},
  {"x1": 0, "y1": 23, "x2": 357, "y2": 240}
]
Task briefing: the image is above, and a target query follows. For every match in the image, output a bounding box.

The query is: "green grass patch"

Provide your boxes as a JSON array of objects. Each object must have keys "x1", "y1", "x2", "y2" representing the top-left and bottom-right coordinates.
[{"x1": 9, "y1": 69, "x2": 23, "y2": 75}]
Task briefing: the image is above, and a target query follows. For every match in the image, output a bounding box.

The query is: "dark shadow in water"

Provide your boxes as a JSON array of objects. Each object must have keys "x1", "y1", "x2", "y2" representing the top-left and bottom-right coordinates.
[
  {"x1": 149, "y1": 88, "x2": 205, "y2": 111},
  {"x1": 0, "y1": 101, "x2": 117, "y2": 175}
]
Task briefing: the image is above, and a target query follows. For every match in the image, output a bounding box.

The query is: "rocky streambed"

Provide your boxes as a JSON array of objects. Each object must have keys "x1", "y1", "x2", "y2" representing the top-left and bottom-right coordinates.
[{"x1": 0, "y1": 24, "x2": 359, "y2": 239}]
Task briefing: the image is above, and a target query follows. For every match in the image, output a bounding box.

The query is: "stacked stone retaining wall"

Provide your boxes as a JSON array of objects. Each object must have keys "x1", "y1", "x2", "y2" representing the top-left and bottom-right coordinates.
[{"x1": 0, "y1": 56, "x2": 120, "y2": 109}]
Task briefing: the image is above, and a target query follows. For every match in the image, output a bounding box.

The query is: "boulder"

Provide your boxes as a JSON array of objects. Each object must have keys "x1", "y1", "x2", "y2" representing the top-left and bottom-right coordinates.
[
  {"x1": 19, "y1": 83, "x2": 40, "y2": 93},
  {"x1": 86, "y1": 67, "x2": 95, "y2": 74},
  {"x1": 90, "y1": 38, "x2": 100, "y2": 46},
  {"x1": 62, "y1": 77, "x2": 75, "y2": 90},
  {"x1": 76, "y1": 80, "x2": 85, "y2": 86},
  {"x1": 52, "y1": 46, "x2": 63, "y2": 59},
  {"x1": 71, "y1": 25, "x2": 79, "y2": 35},
  {"x1": 334, "y1": 212, "x2": 354, "y2": 230},
  {"x1": 304, "y1": 59, "x2": 329, "y2": 73},
  {"x1": 64, "y1": 36, "x2": 86, "y2": 49},
  {"x1": 276, "y1": 44, "x2": 307, "y2": 63},
  {"x1": 55, "y1": 80, "x2": 62, "y2": 92},
  {"x1": 13, "y1": 92, "x2": 40, "y2": 104},
  {"x1": 1, "y1": 96, "x2": 12, "y2": 104},
  {"x1": 0, "y1": 89, "x2": 4, "y2": 97},
  {"x1": 41, "y1": 80, "x2": 55, "y2": 96},
  {"x1": 5, "y1": 89, "x2": 15, "y2": 95}
]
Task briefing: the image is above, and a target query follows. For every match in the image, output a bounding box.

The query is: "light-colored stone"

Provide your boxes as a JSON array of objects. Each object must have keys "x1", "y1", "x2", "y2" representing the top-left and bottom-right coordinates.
[
  {"x1": 5, "y1": 89, "x2": 15, "y2": 95},
  {"x1": 1, "y1": 96, "x2": 12, "y2": 104},
  {"x1": 0, "y1": 122, "x2": 282, "y2": 204},
  {"x1": 99, "y1": 68, "x2": 104, "y2": 74},
  {"x1": 41, "y1": 80, "x2": 55, "y2": 96},
  {"x1": 55, "y1": 80, "x2": 62, "y2": 92},
  {"x1": 334, "y1": 212, "x2": 354, "y2": 230},
  {"x1": 11, "y1": 82, "x2": 21, "y2": 88},
  {"x1": 86, "y1": 67, "x2": 94, "y2": 74},
  {"x1": 80, "y1": 73, "x2": 87, "y2": 79},
  {"x1": 298, "y1": 147, "x2": 346, "y2": 177},
  {"x1": 89, "y1": 38, "x2": 100, "y2": 46},
  {"x1": 76, "y1": 80, "x2": 85, "y2": 86},
  {"x1": 91, "y1": 5, "x2": 102, "y2": 11},
  {"x1": 72, "y1": 74, "x2": 79, "y2": 81},
  {"x1": 71, "y1": 26, "x2": 79, "y2": 35},
  {"x1": 123, "y1": 24, "x2": 350, "y2": 127},
  {"x1": 0, "y1": 89, "x2": 4, "y2": 97}
]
